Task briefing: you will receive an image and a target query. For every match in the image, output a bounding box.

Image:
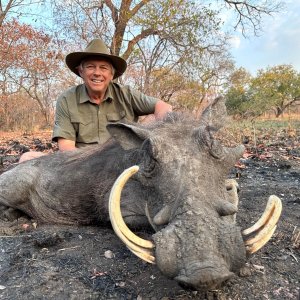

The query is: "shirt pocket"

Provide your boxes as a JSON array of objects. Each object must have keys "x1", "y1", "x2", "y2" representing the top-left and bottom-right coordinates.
[
  {"x1": 106, "y1": 110, "x2": 126, "y2": 122},
  {"x1": 72, "y1": 117, "x2": 97, "y2": 143}
]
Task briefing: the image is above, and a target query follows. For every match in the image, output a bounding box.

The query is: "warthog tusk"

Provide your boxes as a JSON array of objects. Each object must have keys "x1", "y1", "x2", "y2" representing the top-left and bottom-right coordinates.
[
  {"x1": 109, "y1": 165, "x2": 155, "y2": 264},
  {"x1": 243, "y1": 195, "x2": 282, "y2": 236},
  {"x1": 111, "y1": 222, "x2": 155, "y2": 264},
  {"x1": 245, "y1": 225, "x2": 277, "y2": 254},
  {"x1": 128, "y1": 247, "x2": 155, "y2": 264},
  {"x1": 243, "y1": 195, "x2": 282, "y2": 254}
]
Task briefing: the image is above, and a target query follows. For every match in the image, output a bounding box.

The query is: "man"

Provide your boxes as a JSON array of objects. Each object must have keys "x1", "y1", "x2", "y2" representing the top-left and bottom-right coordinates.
[
  {"x1": 52, "y1": 38, "x2": 172, "y2": 151},
  {"x1": 20, "y1": 39, "x2": 172, "y2": 161}
]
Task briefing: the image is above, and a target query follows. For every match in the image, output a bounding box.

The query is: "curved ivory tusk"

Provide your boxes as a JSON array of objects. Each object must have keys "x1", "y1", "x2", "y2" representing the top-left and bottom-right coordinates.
[
  {"x1": 225, "y1": 179, "x2": 239, "y2": 202},
  {"x1": 109, "y1": 166, "x2": 154, "y2": 249},
  {"x1": 225, "y1": 179, "x2": 239, "y2": 191},
  {"x1": 128, "y1": 247, "x2": 155, "y2": 264},
  {"x1": 246, "y1": 225, "x2": 277, "y2": 254},
  {"x1": 113, "y1": 221, "x2": 155, "y2": 263},
  {"x1": 109, "y1": 165, "x2": 155, "y2": 264},
  {"x1": 242, "y1": 195, "x2": 282, "y2": 236},
  {"x1": 243, "y1": 195, "x2": 282, "y2": 254}
]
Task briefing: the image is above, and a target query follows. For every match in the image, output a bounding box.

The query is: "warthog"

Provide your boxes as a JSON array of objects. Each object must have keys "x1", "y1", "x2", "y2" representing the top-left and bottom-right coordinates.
[{"x1": 0, "y1": 97, "x2": 282, "y2": 290}]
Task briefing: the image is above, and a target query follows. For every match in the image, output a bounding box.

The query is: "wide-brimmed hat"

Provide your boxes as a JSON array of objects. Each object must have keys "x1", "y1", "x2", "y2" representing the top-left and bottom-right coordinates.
[{"x1": 65, "y1": 39, "x2": 127, "y2": 79}]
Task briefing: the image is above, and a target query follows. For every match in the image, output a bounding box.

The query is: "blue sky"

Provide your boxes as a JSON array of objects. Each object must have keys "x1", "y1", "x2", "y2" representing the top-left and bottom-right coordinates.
[
  {"x1": 17, "y1": 0, "x2": 300, "y2": 76},
  {"x1": 227, "y1": 0, "x2": 300, "y2": 75}
]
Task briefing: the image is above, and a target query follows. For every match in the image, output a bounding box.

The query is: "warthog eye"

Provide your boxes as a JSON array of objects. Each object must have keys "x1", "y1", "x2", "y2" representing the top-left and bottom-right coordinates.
[
  {"x1": 143, "y1": 155, "x2": 157, "y2": 176},
  {"x1": 140, "y1": 139, "x2": 159, "y2": 177}
]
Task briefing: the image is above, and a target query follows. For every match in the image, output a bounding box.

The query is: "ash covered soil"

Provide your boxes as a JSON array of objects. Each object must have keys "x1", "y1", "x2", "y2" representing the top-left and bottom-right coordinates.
[{"x1": 0, "y1": 131, "x2": 299, "y2": 300}]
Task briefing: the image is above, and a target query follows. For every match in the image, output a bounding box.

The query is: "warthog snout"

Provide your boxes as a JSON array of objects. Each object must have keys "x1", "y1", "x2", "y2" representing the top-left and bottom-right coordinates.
[
  {"x1": 175, "y1": 262, "x2": 233, "y2": 290},
  {"x1": 152, "y1": 220, "x2": 245, "y2": 290}
]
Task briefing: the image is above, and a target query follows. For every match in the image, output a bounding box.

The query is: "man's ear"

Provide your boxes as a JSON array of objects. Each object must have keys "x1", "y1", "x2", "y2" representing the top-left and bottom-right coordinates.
[
  {"x1": 106, "y1": 123, "x2": 150, "y2": 150},
  {"x1": 78, "y1": 66, "x2": 84, "y2": 78}
]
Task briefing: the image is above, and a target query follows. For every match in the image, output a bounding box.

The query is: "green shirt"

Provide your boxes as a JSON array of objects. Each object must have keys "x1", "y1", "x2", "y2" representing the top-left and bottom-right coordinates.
[{"x1": 52, "y1": 82, "x2": 158, "y2": 147}]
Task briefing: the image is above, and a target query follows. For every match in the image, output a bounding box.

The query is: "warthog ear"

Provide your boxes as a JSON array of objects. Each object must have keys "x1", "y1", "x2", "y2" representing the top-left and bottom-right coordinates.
[
  {"x1": 193, "y1": 127, "x2": 225, "y2": 159},
  {"x1": 194, "y1": 96, "x2": 228, "y2": 158},
  {"x1": 107, "y1": 123, "x2": 150, "y2": 150},
  {"x1": 200, "y1": 96, "x2": 227, "y2": 131}
]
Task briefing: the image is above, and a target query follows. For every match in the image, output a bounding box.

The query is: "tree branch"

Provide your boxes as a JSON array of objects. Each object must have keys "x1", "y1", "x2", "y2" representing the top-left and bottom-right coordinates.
[
  {"x1": 130, "y1": 0, "x2": 151, "y2": 19},
  {"x1": 103, "y1": 0, "x2": 118, "y2": 24},
  {"x1": 122, "y1": 28, "x2": 160, "y2": 60},
  {"x1": 224, "y1": 0, "x2": 284, "y2": 36}
]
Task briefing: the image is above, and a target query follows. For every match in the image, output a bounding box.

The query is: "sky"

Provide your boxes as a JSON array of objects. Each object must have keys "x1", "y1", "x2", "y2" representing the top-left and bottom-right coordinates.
[
  {"x1": 227, "y1": 0, "x2": 300, "y2": 75},
  {"x1": 16, "y1": 0, "x2": 300, "y2": 76}
]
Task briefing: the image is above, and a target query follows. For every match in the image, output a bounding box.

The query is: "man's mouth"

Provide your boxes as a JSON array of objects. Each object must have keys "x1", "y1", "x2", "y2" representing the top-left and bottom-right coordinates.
[{"x1": 91, "y1": 79, "x2": 103, "y2": 83}]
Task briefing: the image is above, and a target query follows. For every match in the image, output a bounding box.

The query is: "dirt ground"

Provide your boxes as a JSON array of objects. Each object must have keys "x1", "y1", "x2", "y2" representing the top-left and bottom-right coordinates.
[{"x1": 0, "y1": 131, "x2": 299, "y2": 300}]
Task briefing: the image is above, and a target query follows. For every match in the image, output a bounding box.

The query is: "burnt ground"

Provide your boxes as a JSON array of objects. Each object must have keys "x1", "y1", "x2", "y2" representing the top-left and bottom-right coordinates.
[{"x1": 0, "y1": 131, "x2": 299, "y2": 300}]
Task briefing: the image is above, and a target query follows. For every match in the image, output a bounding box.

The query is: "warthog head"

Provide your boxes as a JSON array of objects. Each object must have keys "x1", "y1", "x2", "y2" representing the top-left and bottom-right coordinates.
[{"x1": 107, "y1": 97, "x2": 282, "y2": 290}]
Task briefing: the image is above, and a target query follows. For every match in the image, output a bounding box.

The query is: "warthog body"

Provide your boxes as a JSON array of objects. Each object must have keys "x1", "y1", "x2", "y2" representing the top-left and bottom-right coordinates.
[{"x1": 0, "y1": 97, "x2": 275, "y2": 290}]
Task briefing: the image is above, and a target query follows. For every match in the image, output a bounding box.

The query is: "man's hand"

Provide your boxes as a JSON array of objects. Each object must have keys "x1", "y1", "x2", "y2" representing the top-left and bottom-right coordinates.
[
  {"x1": 154, "y1": 100, "x2": 172, "y2": 120},
  {"x1": 57, "y1": 138, "x2": 77, "y2": 151}
]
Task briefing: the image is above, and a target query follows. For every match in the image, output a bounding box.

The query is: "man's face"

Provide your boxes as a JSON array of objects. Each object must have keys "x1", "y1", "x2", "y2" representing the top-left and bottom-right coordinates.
[{"x1": 79, "y1": 58, "x2": 114, "y2": 96}]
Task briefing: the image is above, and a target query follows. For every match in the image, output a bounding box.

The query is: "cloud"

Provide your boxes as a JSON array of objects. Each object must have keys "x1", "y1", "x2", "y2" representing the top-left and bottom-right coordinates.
[
  {"x1": 229, "y1": 0, "x2": 300, "y2": 74},
  {"x1": 229, "y1": 36, "x2": 241, "y2": 49}
]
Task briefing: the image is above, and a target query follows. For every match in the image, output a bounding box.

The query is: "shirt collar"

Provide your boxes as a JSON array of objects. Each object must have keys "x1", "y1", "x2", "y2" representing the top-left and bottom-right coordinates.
[
  {"x1": 105, "y1": 83, "x2": 114, "y2": 102},
  {"x1": 78, "y1": 83, "x2": 114, "y2": 104}
]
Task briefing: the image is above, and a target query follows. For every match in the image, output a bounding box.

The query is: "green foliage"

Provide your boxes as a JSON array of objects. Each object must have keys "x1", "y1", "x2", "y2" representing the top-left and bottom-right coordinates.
[
  {"x1": 251, "y1": 65, "x2": 300, "y2": 117},
  {"x1": 225, "y1": 65, "x2": 300, "y2": 118},
  {"x1": 224, "y1": 67, "x2": 253, "y2": 116}
]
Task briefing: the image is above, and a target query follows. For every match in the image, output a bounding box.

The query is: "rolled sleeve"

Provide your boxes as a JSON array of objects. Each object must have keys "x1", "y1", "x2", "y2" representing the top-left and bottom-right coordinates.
[
  {"x1": 52, "y1": 96, "x2": 76, "y2": 142},
  {"x1": 128, "y1": 87, "x2": 158, "y2": 116}
]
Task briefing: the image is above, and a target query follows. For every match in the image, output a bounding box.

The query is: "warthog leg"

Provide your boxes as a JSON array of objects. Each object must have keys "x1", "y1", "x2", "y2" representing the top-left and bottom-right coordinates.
[
  {"x1": 109, "y1": 165, "x2": 155, "y2": 264},
  {"x1": 242, "y1": 195, "x2": 282, "y2": 254},
  {"x1": 0, "y1": 205, "x2": 24, "y2": 221}
]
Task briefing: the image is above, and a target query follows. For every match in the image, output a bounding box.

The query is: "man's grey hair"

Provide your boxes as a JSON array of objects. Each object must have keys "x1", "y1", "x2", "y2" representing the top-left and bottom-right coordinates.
[{"x1": 77, "y1": 57, "x2": 115, "y2": 77}]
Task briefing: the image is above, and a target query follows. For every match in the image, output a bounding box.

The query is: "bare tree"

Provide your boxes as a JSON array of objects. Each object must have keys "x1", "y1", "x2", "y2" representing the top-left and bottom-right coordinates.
[
  {"x1": 52, "y1": 0, "x2": 284, "y2": 55},
  {"x1": 52, "y1": 1, "x2": 231, "y2": 95},
  {"x1": 1, "y1": 0, "x2": 285, "y2": 124},
  {"x1": 0, "y1": 0, "x2": 45, "y2": 27},
  {"x1": 223, "y1": 0, "x2": 284, "y2": 36},
  {"x1": 0, "y1": 19, "x2": 66, "y2": 127}
]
